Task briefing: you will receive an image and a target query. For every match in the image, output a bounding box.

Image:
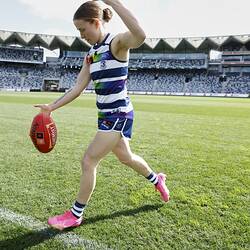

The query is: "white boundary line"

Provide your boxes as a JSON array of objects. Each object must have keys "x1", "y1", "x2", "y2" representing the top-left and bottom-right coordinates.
[{"x1": 0, "y1": 208, "x2": 112, "y2": 250}]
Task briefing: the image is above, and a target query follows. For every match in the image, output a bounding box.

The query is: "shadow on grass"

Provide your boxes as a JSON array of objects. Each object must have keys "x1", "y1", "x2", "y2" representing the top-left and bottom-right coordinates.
[
  {"x1": 84, "y1": 203, "x2": 163, "y2": 225},
  {"x1": 0, "y1": 204, "x2": 163, "y2": 249},
  {"x1": 0, "y1": 228, "x2": 61, "y2": 250}
]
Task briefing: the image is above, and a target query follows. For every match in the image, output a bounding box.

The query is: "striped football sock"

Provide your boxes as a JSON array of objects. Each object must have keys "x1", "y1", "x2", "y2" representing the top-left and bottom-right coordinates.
[
  {"x1": 71, "y1": 201, "x2": 86, "y2": 218},
  {"x1": 146, "y1": 172, "x2": 159, "y2": 185}
]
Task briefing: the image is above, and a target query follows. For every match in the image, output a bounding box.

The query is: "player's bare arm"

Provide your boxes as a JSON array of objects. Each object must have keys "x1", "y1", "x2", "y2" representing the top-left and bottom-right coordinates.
[
  {"x1": 35, "y1": 59, "x2": 91, "y2": 113},
  {"x1": 101, "y1": 0, "x2": 146, "y2": 59}
]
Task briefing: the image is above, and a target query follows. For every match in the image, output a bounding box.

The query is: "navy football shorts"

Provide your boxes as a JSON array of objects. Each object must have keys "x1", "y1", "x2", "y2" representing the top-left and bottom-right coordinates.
[{"x1": 98, "y1": 117, "x2": 133, "y2": 139}]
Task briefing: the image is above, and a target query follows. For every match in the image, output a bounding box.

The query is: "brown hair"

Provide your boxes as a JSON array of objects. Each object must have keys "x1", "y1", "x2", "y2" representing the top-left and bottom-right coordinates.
[{"x1": 73, "y1": 1, "x2": 113, "y2": 23}]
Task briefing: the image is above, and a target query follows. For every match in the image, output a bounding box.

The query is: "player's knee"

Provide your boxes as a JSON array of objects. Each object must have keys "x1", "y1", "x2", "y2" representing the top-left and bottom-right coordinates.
[
  {"x1": 81, "y1": 153, "x2": 97, "y2": 173},
  {"x1": 118, "y1": 153, "x2": 134, "y2": 166}
]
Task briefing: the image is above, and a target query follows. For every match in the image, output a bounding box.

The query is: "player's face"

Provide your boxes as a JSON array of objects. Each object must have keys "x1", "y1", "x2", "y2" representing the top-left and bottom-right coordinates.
[{"x1": 74, "y1": 19, "x2": 100, "y2": 45}]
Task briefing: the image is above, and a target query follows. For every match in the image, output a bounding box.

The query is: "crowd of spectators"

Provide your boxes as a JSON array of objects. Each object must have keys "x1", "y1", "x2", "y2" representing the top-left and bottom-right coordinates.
[
  {"x1": 61, "y1": 57, "x2": 83, "y2": 68},
  {"x1": 0, "y1": 65, "x2": 21, "y2": 89},
  {"x1": 60, "y1": 70, "x2": 78, "y2": 89},
  {"x1": 1, "y1": 63, "x2": 249, "y2": 94},
  {"x1": 0, "y1": 46, "x2": 43, "y2": 63},
  {"x1": 127, "y1": 71, "x2": 156, "y2": 91},
  {"x1": 0, "y1": 46, "x2": 249, "y2": 95},
  {"x1": 225, "y1": 75, "x2": 250, "y2": 94},
  {"x1": 127, "y1": 70, "x2": 250, "y2": 94},
  {"x1": 129, "y1": 59, "x2": 206, "y2": 69},
  {"x1": 184, "y1": 73, "x2": 223, "y2": 93},
  {"x1": 60, "y1": 53, "x2": 206, "y2": 70},
  {"x1": 153, "y1": 72, "x2": 186, "y2": 92}
]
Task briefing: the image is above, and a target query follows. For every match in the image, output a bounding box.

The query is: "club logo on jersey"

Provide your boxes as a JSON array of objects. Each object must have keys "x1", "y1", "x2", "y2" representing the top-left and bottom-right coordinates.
[{"x1": 100, "y1": 60, "x2": 107, "y2": 70}]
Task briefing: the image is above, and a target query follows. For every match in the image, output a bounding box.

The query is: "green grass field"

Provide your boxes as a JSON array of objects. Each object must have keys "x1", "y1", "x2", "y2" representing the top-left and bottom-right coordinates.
[{"x1": 0, "y1": 92, "x2": 249, "y2": 250}]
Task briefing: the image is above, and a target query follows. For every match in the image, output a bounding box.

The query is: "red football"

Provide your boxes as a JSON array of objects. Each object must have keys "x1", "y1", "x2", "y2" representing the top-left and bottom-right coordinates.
[{"x1": 30, "y1": 113, "x2": 57, "y2": 153}]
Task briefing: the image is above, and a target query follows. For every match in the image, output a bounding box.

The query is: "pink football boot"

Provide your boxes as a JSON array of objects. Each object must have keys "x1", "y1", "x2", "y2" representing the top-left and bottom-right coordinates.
[
  {"x1": 155, "y1": 173, "x2": 170, "y2": 202},
  {"x1": 48, "y1": 210, "x2": 82, "y2": 230}
]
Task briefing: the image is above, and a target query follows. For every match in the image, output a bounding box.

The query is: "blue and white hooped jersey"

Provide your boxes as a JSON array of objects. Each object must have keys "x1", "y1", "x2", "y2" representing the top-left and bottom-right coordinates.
[{"x1": 87, "y1": 33, "x2": 134, "y2": 120}]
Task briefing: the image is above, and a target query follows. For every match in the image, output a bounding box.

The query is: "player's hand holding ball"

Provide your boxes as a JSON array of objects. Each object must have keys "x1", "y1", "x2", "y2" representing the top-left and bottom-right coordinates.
[{"x1": 34, "y1": 103, "x2": 53, "y2": 114}]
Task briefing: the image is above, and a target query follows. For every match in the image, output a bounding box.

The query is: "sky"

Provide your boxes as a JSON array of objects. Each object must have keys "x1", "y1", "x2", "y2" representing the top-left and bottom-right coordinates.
[{"x1": 1, "y1": 0, "x2": 250, "y2": 39}]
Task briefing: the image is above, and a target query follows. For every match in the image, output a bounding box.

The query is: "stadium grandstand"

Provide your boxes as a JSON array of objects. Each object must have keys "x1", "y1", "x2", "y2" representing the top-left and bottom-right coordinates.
[{"x1": 0, "y1": 30, "x2": 250, "y2": 97}]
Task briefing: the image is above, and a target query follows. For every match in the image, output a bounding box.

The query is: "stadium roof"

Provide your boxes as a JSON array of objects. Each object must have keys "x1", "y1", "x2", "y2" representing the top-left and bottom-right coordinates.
[{"x1": 1, "y1": 30, "x2": 250, "y2": 53}]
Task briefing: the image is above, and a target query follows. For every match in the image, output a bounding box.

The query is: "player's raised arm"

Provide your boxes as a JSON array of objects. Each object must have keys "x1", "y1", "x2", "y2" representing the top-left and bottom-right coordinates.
[
  {"x1": 34, "y1": 58, "x2": 91, "y2": 113},
  {"x1": 101, "y1": 0, "x2": 146, "y2": 49}
]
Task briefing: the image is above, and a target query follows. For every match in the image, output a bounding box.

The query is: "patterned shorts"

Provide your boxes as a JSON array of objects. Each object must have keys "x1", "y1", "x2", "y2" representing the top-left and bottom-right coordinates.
[{"x1": 98, "y1": 117, "x2": 133, "y2": 139}]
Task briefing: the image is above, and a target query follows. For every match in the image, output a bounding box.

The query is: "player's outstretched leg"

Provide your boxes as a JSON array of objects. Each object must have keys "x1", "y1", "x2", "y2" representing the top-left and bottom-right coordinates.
[
  {"x1": 48, "y1": 131, "x2": 122, "y2": 230},
  {"x1": 112, "y1": 138, "x2": 170, "y2": 202}
]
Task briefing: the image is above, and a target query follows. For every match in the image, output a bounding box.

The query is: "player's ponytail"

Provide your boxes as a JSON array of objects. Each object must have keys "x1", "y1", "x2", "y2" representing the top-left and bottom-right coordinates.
[{"x1": 103, "y1": 8, "x2": 113, "y2": 23}]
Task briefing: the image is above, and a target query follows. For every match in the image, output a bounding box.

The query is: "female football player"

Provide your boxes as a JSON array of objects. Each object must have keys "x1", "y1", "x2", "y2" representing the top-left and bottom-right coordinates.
[{"x1": 35, "y1": 0, "x2": 169, "y2": 230}]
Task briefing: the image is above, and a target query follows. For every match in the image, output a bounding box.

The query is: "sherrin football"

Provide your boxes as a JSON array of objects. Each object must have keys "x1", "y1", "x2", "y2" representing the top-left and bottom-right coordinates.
[{"x1": 30, "y1": 113, "x2": 57, "y2": 153}]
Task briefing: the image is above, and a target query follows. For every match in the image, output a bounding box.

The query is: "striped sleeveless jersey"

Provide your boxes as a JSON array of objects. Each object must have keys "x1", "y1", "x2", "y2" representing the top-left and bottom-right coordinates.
[{"x1": 87, "y1": 33, "x2": 134, "y2": 120}]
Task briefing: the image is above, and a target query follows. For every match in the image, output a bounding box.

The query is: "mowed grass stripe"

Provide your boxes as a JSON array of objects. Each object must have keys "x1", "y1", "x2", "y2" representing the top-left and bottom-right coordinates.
[{"x1": 0, "y1": 208, "x2": 112, "y2": 250}]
